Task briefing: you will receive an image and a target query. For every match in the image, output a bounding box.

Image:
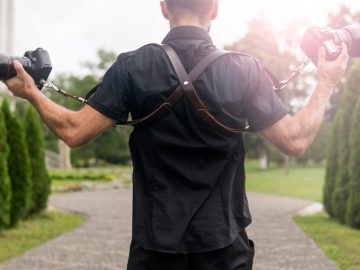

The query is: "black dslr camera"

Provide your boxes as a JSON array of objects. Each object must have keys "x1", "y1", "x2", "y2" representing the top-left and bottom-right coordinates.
[
  {"x1": 301, "y1": 24, "x2": 360, "y2": 65},
  {"x1": 0, "y1": 48, "x2": 52, "y2": 89}
]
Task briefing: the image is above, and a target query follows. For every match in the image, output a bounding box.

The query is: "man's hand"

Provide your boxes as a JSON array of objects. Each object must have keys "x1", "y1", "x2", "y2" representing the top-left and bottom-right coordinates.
[
  {"x1": 260, "y1": 43, "x2": 349, "y2": 157},
  {"x1": 317, "y1": 43, "x2": 349, "y2": 88},
  {"x1": 4, "y1": 60, "x2": 38, "y2": 100}
]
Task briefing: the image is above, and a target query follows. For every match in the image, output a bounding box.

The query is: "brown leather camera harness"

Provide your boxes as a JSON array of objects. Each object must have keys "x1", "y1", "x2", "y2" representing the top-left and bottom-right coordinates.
[
  {"x1": 44, "y1": 44, "x2": 308, "y2": 135},
  {"x1": 85, "y1": 44, "x2": 283, "y2": 135}
]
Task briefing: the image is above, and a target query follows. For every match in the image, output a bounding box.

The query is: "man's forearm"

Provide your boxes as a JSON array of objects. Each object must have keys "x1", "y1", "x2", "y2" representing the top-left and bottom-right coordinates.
[
  {"x1": 291, "y1": 80, "x2": 334, "y2": 151},
  {"x1": 27, "y1": 89, "x2": 79, "y2": 145},
  {"x1": 261, "y1": 45, "x2": 348, "y2": 157},
  {"x1": 261, "y1": 80, "x2": 334, "y2": 157},
  {"x1": 4, "y1": 60, "x2": 117, "y2": 148}
]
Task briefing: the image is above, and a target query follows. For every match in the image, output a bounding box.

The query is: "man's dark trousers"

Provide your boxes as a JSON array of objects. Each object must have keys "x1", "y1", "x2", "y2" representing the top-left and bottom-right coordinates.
[{"x1": 127, "y1": 230, "x2": 255, "y2": 270}]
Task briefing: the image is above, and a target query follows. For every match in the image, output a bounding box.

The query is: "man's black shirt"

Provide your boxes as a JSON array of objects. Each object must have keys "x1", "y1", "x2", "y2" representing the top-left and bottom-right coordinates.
[{"x1": 88, "y1": 26, "x2": 288, "y2": 253}]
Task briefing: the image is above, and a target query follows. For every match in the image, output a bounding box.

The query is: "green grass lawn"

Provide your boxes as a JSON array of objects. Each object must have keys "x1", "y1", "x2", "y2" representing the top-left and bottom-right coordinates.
[
  {"x1": 244, "y1": 160, "x2": 360, "y2": 269},
  {"x1": 245, "y1": 160, "x2": 325, "y2": 201},
  {"x1": 294, "y1": 212, "x2": 360, "y2": 270},
  {"x1": 0, "y1": 211, "x2": 85, "y2": 264}
]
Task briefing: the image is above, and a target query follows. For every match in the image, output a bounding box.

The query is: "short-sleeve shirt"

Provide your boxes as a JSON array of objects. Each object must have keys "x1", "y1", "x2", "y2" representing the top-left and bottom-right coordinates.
[{"x1": 87, "y1": 26, "x2": 288, "y2": 254}]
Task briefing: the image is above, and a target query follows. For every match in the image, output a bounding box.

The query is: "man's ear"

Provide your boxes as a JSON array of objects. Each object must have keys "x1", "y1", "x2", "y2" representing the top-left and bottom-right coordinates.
[
  {"x1": 160, "y1": 1, "x2": 170, "y2": 20},
  {"x1": 210, "y1": 0, "x2": 219, "y2": 20}
]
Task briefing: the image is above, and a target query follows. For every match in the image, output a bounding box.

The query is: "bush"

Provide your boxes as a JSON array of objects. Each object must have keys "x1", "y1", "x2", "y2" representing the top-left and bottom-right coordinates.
[
  {"x1": 323, "y1": 112, "x2": 342, "y2": 218},
  {"x1": 49, "y1": 171, "x2": 114, "y2": 181},
  {"x1": 325, "y1": 60, "x2": 360, "y2": 225},
  {"x1": 2, "y1": 100, "x2": 32, "y2": 226},
  {"x1": 332, "y1": 63, "x2": 360, "y2": 223},
  {"x1": 24, "y1": 106, "x2": 51, "y2": 215},
  {"x1": 331, "y1": 108, "x2": 351, "y2": 224},
  {"x1": 346, "y1": 98, "x2": 360, "y2": 228},
  {"x1": 0, "y1": 109, "x2": 11, "y2": 230}
]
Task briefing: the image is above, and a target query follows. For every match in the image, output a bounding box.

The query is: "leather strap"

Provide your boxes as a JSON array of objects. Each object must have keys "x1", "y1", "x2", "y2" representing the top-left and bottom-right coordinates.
[
  {"x1": 86, "y1": 44, "x2": 259, "y2": 133},
  {"x1": 117, "y1": 44, "x2": 237, "y2": 130},
  {"x1": 161, "y1": 44, "x2": 248, "y2": 134}
]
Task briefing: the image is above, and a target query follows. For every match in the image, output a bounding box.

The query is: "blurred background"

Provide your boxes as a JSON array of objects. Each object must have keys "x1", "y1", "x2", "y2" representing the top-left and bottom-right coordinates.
[{"x1": 1, "y1": 1, "x2": 360, "y2": 269}]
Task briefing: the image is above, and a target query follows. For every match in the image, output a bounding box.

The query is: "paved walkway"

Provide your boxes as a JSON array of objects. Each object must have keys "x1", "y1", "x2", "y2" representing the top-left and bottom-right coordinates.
[{"x1": 0, "y1": 190, "x2": 339, "y2": 270}]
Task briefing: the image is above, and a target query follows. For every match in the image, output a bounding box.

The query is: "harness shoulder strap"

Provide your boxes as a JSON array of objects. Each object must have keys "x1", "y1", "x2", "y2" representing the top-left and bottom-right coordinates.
[
  {"x1": 162, "y1": 44, "x2": 248, "y2": 134},
  {"x1": 115, "y1": 44, "x2": 231, "y2": 128},
  {"x1": 86, "y1": 44, "x2": 282, "y2": 133}
]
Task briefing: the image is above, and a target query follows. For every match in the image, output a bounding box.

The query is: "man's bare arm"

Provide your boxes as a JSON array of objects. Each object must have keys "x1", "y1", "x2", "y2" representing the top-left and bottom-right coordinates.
[
  {"x1": 260, "y1": 44, "x2": 349, "y2": 157},
  {"x1": 5, "y1": 61, "x2": 117, "y2": 148}
]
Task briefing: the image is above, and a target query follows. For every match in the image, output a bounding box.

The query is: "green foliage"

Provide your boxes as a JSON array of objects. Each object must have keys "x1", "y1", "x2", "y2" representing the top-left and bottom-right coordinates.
[
  {"x1": 346, "y1": 98, "x2": 360, "y2": 228},
  {"x1": 2, "y1": 100, "x2": 32, "y2": 226},
  {"x1": 70, "y1": 126, "x2": 131, "y2": 167},
  {"x1": 295, "y1": 212, "x2": 360, "y2": 270},
  {"x1": 0, "y1": 109, "x2": 11, "y2": 230},
  {"x1": 323, "y1": 112, "x2": 342, "y2": 217},
  {"x1": 43, "y1": 49, "x2": 131, "y2": 167},
  {"x1": 323, "y1": 7, "x2": 360, "y2": 230},
  {"x1": 326, "y1": 60, "x2": 360, "y2": 226},
  {"x1": 0, "y1": 211, "x2": 85, "y2": 264},
  {"x1": 333, "y1": 63, "x2": 360, "y2": 223},
  {"x1": 298, "y1": 121, "x2": 331, "y2": 165},
  {"x1": 83, "y1": 48, "x2": 117, "y2": 75},
  {"x1": 24, "y1": 106, "x2": 51, "y2": 214},
  {"x1": 50, "y1": 171, "x2": 115, "y2": 181}
]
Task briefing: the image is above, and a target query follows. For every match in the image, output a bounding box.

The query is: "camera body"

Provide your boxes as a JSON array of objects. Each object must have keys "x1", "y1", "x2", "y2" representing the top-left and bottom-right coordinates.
[
  {"x1": 301, "y1": 24, "x2": 360, "y2": 65},
  {"x1": 0, "y1": 48, "x2": 52, "y2": 89}
]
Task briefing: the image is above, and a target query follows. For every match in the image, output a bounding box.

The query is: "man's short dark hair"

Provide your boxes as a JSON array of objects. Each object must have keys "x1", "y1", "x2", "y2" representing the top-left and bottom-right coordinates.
[{"x1": 165, "y1": 0, "x2": 213, "y2": 21}]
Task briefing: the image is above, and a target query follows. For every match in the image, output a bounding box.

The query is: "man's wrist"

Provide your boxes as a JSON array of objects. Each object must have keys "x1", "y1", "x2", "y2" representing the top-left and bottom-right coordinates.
[
  {"x1": 26, "y1": 86, "x2": 43, "y2": 104},
  {"x1": 316, "y1": 78, "x2": 337, "y2": 92},
  {"x1": 313, "y1": 80, "x2": 334, "y2": 102}
]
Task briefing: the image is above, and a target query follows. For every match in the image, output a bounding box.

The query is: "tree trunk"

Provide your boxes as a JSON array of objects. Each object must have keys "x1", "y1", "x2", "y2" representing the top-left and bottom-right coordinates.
[
  {"x1": 258, "y1": 148, "x2": 268, "y2": 170},
  {"x1": 58, "y1": 140, "x2": 72, "y2": 170},
  {"x1": 284, "y1": 155, "x2": 290, "y2": 175}
]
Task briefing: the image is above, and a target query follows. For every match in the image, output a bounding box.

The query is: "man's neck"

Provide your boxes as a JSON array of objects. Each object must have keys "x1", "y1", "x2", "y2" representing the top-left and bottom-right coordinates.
[{"x1": 169, "y1": 18, "x2": 211, "y2": 32}]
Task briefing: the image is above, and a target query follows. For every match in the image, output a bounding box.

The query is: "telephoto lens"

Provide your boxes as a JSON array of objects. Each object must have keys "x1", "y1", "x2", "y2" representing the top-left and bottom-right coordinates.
[
  {"x1": 0, "y1": 54, "x2": 32, "y2": 81},
  {"x1": 301, "y1": 24, "x2": 360, "y2": 65}
]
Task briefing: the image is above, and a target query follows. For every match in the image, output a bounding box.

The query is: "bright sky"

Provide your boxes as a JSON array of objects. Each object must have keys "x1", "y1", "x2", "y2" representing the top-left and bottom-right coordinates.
[{"x1": 13, "y1": 0, "x2": 360, "y2": 76}]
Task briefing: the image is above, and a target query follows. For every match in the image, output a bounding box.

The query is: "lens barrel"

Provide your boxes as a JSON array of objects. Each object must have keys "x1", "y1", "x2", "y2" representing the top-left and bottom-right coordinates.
[
  {"x1": 0, "y1": 54, "x2": 32, "y2": 80},
  {"x1": 301, "y1": 24, "x2": 360, "y2": 65},
  {"x1": 343, "y1": 24, "x2": 360, "y2": 57}
]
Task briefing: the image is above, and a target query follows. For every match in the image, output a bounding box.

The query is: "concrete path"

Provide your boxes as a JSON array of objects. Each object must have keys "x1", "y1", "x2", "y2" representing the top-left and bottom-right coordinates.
[{"x1": 0, "y1": 190, "x2": 339, "y2": 270}]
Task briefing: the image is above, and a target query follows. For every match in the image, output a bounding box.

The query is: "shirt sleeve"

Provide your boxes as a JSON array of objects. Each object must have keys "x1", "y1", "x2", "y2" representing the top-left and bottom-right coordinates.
[
  {"x1": 87, "y1": 54, "x2": 130, "y2": 122},
  {"x1": 244, "y1": 60, "x2": 289, "y2": 132}
]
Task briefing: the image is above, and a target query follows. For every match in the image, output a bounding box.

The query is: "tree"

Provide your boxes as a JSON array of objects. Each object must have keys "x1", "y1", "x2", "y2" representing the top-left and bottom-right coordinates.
[
  {"x1": 2, "y1": 99, "x2": 32, "y2": 225},
  {"x1": 24, "y1": 106, "x2": 51, "y2": 214},
  {"x1": 0, "y1": 109, "x2": 11, "y2": 230},
  {"x1": 323, "y1": 111, "x2": 343, "y2": 217},
  {"x1": 331, "y1": 60, "x2": 360, "y2": 224},
  {"x1": 346, "y1": 97, "x2": 360, "y2": 228},
  {"x1": 323, "y1": 5, "x2": 360, "y2": 226}
]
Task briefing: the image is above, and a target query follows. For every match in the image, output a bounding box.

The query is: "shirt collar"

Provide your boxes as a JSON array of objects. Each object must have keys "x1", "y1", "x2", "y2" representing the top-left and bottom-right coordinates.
[{"x1": 162, "y1": 26, "x2": 213, "y2": 44}]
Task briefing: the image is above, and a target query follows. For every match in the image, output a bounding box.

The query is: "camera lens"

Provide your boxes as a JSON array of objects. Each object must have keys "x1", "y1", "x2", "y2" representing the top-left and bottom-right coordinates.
[
  {"x1": 301, "y1": 24, "x2": 360, "y2": 65},
  {"x1": 0, "y1": 54, "x2": 32, "y2": 81}
]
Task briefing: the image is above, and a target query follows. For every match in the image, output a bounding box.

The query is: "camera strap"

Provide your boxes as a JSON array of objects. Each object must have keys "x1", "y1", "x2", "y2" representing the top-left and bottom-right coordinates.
[
  {"x1": 45, "y1": 44, "x2": 308, "y2": 134},
  {"x1": 85, "y1": 44, "x2": 293, "y2": 134},
  {"x1": 159, "y1": 44, "x2": 249, "y2": 134}
]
